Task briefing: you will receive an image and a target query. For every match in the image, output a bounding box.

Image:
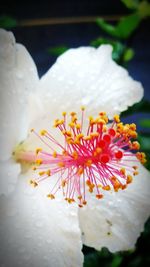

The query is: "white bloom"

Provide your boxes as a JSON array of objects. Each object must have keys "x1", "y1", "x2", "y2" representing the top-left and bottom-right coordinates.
[{"x1": 0, "y1": 29, "x2": 150, "y2": 267}]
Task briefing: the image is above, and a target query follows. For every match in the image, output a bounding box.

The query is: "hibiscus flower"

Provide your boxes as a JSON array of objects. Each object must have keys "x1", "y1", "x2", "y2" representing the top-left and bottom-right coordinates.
[{"x1": 0, "y1": 28, "x2": 150, "y2": 267}]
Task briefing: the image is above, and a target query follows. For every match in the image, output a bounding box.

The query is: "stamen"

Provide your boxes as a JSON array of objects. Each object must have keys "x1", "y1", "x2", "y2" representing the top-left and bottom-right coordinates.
[{"x1": 26, "y1": 108, "x2": 146, "y2": 206}]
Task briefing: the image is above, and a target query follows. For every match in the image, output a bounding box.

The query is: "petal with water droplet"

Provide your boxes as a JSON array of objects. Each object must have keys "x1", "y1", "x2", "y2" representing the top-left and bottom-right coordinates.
[
  {"x1": 79, "y1": 159, "x2": 150, "y2": 252},
  {"x1": 0, "y1": 29, "x2": 39, "y2": 161},
  {"x1": 31, "y1": 45, "x2": 143, "y2": 123},
  {"x1": 0, "y1": 172, "x2": 83, "y2": 267}
]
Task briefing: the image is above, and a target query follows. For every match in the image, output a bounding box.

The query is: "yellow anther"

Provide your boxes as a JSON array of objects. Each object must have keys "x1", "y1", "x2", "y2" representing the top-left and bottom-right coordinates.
[
  {"x1": 129, "y1": 130, "x2": 137, "y2": 139},
  {"x1": 99, "y1": 112, "x2": 106, "y2": 116},
  {"x1": 54, "y1": 119, "x2": 59, "y2": 127},
  {"x1": 53, "y1": 151, "x2": 57, "y2": 158},
  {"x1": 72, "y1": 151, "x2": 78, "y2": 160},
  {"x1": 78, "y1": 195, "x2": 82, "y2": 200},
  {"x1": 93, "y1": 151, "x2": 97, "y2": 157},
  {"x1": 46, "y1": 169, "x2": 51, "y2": 176},
  {"x1": 114, "y1": 114, "x2": 120, "y2": 123},
  {"x1": 66, "y1": 137, "x2": 74, "y2": 144},
  {"x1": 85, "y1": 159, "x2": 92, "y2": 167},
  {"x1": 54, "y1": 119, "x2": 64, "y2": 127},
  {"x1": 71, "y1": 116, "x2": 77, "y2": 123},
  {"x1": 122, "y1": 184, "x2": 127, "y2": 190},
  {"x1": 102, "y1": 115, "x2": 109, "y2": 123},
  {"x1": 97, "y1": 118, "x2": 106, "y2": 125},
  {"x1": 58, "y1": 162, "x2": 65, "y2": 167},
  {"x1": 89, "y1": 116, "x2": 95, "y2": 125},
  {"x1": 30, "y1": 128, "x2": 34, "y2": 132},
  {"x1": 131, "y1": 141, "x2": 140, "y2": 150},
  {"x1": 96, "y1": 147, "x2": 102, "y2": 154},
  {"x1": 69, "y1": 122, "x2": 75, "y2": 128},
  {"x1": 83, "y1": 135, "x2": 91, "y2": 141},
  {"x1": 102, "y1": 185, "x2": 111, "y2": 191},
  {"x1": 117, "y1": 122, "x2": 123, "y2": 132},
  {"x1": 77, "y1": 167, "x2": 84, "y2": 175},
  {"x1": 96, "y1": 194, "x2": 103, "y2": 199},
  {"x1": 39, "y1": 171, "x2": 45, "y2": 176},
  {"x1": 35, "y1": 159, "x2": 43, "y2": 165},
  {"x1": 77, "y1": 133, "x2": 84, "y2": 140},
  {"x1": 29, "y1": 179, "x2": 38, "y2": 187},
  {"x1": 65, "y1": 131, "x2": 72, "y2": 137},
  {"x1": 129, "y1": 123, "x2": 136, "y2": 131},
  {"x1": 62, "y1": 150, "x2": 68, "y2": 156},
  {"x1": 136, "y1": 152, "x2": 147, "y2": 164},
  {"x1": 86, "y1": 180, "x2": 91, "y2": 186},
  {"x1": 61, "y1": 180, "x2": 66, "y2": 187},
  {"x1": 35, "y1": 148, "x2": 42, "y2": 155},
  {"x1": 62, "y1": 111, "x2": 67, "y2": 116},
  {"x1": 120, "y1": 168, "x2": 126, "y2": 176},
  {"x1": 68, "y1": 198, "x2": 74, "y2": 204},
  {"x1": 123, "y1": 124, "x2": 130, "y2": 133},
  {"x1": 40, "y1": 129, "x2": 47, "y2": 136},
  {"x1": 103, "y1": 125, "x2": 107, "y2": 132},
  {"x1": 82, "y1": 200, "x2": 87, "y2": 205},
  {"x1": 90, "y1": 132, "x2": 99, "y2": 138},
  {"x1": 89, "y1": 187, "x2": 93, "y2": 193},
  {"x1": 81, "y1": 106, "x2": 85, "y2": 111},
  {"x1": 32, "y1": 166, "x2": 37, "y2": 171},
  {"x1": 47, "y1": 194, "x2": 55, "y2": 199},
  {"x1": 127, "y1": 175, "x2": 133, "y2": 184},
  {"x1": 76, "y1": 124, "x2": 81, "y2": 129},
  {"x1": 133, "y1": 171, "x2": 139, "y2": 176},
  {"x1": 133, "y1": 165, "x2": 138, "y2": 170},
  {"x1": 70, "y1": 112, "x2": 76, "y2": 116}
]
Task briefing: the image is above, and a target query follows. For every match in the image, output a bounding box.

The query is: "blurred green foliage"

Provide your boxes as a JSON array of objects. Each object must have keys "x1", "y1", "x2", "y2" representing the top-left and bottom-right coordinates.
[
  {"x1": 48, "y1": 0, "x2": 150, "y2": 67},
  {"x1": 0, "y1": 15, "x2": 17, "y2": 29}
]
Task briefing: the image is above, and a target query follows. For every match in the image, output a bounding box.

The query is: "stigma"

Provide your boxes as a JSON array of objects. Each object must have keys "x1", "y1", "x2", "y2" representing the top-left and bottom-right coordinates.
[{"x1": 29, "y1": 108, "x2": 146, "y2": 207}]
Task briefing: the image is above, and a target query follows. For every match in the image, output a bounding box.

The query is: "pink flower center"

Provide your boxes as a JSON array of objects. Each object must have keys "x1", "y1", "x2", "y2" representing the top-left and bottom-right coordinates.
[{"x1": 26, "y1": 108, "x2": 146, "y2": 207}]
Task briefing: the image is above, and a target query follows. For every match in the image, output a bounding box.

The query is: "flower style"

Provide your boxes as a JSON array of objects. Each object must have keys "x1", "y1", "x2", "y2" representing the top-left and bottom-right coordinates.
[{"x1": 0, "y1": 29, "x2": 150, "y2": 267}]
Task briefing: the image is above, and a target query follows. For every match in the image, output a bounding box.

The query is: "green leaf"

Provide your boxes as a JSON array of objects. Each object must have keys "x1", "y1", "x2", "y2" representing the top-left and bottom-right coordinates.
[
  {"x1": 110, "y1": 255, "x2": 122, "y2": 267},
  {"x1": 116, "y1": 13, "x2": 141, "y2": 39},
  {"x1": 138, "y1": 134, "x2": 150, "y2": 151},
  {"x1": 139, "y1": 119, "x2": 150, "y2": 128},
  {"x1": 96, "y1": 13, "x2": 141, "y2": 39},
  {"x1": 138, "y1": 1, "x2": 150, "y2": 18},
  {"x1": 47, "y1": 46, "x2": 68, "y2": 56},
  {"x1": 121, "y1": 100, "x2": 150, "y2": 117},
  {"x1": 123, "y1": 48, "x2": 135, "y2": 62},
  {"x1": 138, "y1": 133, "x2": 150, "y2": 170},
  {"x1": 96, "y1": 18, "x2": 119, "y2": 38},
  {"x1": 121, "y1": 0, "x2": 140, "y2": 9},
  {"x1": 0, "y1": 15, "x2": 17, "y2": 29}
]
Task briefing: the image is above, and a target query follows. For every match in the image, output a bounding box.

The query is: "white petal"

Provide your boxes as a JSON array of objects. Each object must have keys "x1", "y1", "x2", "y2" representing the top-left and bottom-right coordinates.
[
  {"x1": 31, "y1": 45, "x2": 143, "y2": 123},
  {"x1": 0, "y1": 173, "x2": 83, "y2": 267},
  {"x1": 0, "y1": 159, "x2": 20, "y2": 196},
  {"x1": 79, "y1": 162, "x2": 150, "y2": 252},
  {"x1": 0, "y1": 29, "x2": 39, "y2": 161}
]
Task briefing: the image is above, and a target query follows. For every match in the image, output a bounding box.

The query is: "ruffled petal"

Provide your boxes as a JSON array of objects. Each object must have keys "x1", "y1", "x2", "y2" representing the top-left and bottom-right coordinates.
[
  {"x1": 79, "y1": 161, "x2": 150, "y2": 252},
  {"x1": 0, "y1": 173, "x2": 83, "y2": 267},
  {"x1": 0, "y1": 159, "x2": 20, "y2": 196},
  {"x1": 0, "y1": 29, "x2": 39, "y2": 161},
  {"x1": 31, "y1": 45, "x2": 143, "y2": 123}
]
